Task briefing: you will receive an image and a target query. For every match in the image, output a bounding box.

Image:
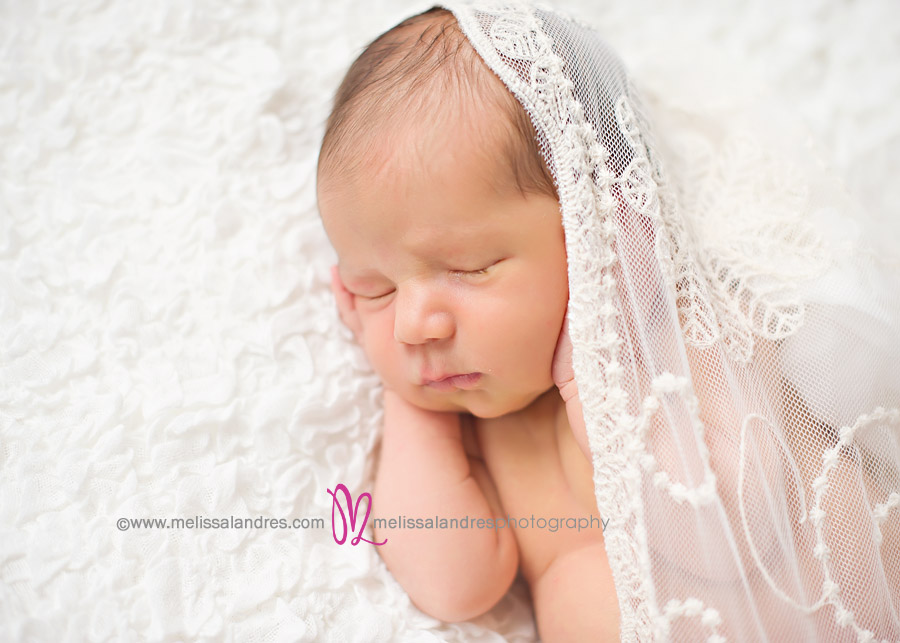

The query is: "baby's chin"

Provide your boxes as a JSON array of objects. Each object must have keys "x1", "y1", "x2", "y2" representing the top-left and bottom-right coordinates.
[{"x1": 406, "y1": 386, "x2": 551, "y2": 419}]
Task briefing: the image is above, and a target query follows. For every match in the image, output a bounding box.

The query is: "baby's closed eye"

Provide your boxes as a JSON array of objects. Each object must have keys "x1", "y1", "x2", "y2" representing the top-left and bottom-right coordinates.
[
  {"x1": 354, "y1": 289, "x2": 394, "y2": 301},
  {"x1": 447, "y1": 258, "x2": 505, "y2": 280},
  {"x1": 351, "y1": 260, "x2": 506, "y2": 300}
]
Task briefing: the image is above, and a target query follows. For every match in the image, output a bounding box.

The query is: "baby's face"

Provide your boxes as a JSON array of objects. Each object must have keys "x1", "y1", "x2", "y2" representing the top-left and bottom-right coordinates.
[{"x1": 318, "y1": 114, "x2": 568, "y2": 419}]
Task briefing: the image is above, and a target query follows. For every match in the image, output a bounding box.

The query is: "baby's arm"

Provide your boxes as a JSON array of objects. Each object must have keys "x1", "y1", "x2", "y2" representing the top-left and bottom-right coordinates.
[
  {"x1": 328, "y1": 265, "x2": 518, "y2": 619},
  {"x1": 373, "y1": 390, "x2": 519, "y2": 621}
]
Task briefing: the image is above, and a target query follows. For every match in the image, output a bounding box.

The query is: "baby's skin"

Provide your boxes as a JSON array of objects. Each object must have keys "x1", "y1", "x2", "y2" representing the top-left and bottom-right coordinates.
[{"x1": 318, "y1": 101, "x2": 619, "y2": 639}]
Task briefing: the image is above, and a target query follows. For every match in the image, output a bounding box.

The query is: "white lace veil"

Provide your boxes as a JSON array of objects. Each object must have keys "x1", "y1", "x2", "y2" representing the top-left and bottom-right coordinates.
[{"x1": 442, "y1": 1, "x2": 900, "y2": 640}]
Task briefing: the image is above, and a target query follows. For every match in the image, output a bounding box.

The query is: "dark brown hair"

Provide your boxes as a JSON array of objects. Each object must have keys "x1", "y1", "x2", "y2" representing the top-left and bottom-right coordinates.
[{"x1": 317, "y1": 7, "x2": 556, "y2": 199}]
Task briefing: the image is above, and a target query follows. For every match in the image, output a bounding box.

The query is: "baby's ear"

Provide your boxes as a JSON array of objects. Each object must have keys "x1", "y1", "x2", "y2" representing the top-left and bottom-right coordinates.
[{"x1": 329, "y1": 265, "x2": 364, "y2": 343}]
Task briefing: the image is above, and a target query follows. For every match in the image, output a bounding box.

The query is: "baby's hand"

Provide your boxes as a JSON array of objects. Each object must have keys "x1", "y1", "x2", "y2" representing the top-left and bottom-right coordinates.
[
  {"x1": 330, "y1": 264, "x2": 365, "y2": 351},
  {"x1": 551, "y1": 314, "x2": 590, "y2": 461}
]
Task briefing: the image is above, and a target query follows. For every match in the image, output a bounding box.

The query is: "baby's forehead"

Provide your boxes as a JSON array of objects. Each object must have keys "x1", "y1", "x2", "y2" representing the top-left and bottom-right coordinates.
[{"x1": 324, "y1": 105, "x2": 513, "y2": 199}]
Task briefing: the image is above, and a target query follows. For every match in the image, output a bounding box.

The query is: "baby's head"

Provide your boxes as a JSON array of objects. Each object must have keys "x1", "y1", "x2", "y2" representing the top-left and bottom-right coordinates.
[{"x1": 317, "y1": 7, "x2": 568, "y2": 419}]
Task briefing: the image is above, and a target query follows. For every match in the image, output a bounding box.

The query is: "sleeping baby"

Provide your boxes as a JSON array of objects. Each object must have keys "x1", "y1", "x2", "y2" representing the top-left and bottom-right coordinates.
[
  {"x1": 317, "y1": 2, "x2": 900, "y2": 640},
  {"x1": 316, "y1": 7, "x2": 617, "y2": 640}
]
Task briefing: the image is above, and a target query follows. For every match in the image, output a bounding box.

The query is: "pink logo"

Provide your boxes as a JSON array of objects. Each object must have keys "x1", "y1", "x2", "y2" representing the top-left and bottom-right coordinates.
[{"x1": 327, "y1": 483, "x2": 387, "y2": 546}]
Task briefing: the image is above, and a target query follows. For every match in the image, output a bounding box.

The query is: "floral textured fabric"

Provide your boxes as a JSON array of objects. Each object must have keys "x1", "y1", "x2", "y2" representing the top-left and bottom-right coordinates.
[{"x1": 443, "y1": 1, "x2": 900, "y2": 640}]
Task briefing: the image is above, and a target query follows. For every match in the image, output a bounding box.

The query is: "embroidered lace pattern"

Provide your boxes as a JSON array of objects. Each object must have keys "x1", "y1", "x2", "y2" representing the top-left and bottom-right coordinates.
[{"x1": 446, "y1": 1, "x2": 900, "y2": 640}]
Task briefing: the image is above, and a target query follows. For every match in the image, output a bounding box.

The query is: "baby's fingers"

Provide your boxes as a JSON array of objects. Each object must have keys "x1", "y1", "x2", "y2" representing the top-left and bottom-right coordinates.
[
  {"x1": 551, "y1": 315, "x2": 575, "y2": 390},
  {"x1": 329, "y1": 264, "x2": 364, "y2": 342},
  {"x1": 552, "y1": 315, "x2": 589, "y2": 459},
  {"x1": 329, "y1": 265, "x2": 351, "y2": 319}
]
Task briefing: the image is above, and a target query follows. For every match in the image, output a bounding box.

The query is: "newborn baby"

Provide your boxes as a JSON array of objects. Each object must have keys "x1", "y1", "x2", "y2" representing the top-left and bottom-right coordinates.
[{"x1": 316, "y1": 7, "x2": 618, "y2": 640}]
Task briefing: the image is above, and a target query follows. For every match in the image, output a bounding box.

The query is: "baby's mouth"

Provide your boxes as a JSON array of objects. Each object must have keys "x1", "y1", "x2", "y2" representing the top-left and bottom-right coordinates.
[{"x1": 423, "y1": 372, "x2": 483, "y2": 392}]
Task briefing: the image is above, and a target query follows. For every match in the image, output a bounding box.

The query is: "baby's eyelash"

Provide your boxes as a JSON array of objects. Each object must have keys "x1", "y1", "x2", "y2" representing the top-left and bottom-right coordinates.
[
  {"x1": 353, "y1": 261, "x2": 501, "y2": 298},
  {"x1": 355, "y1": 290, "x2": 394, "y2": 300},
  {"x1": 450, "y1": 260, "x2": 502, "y2": 277}
]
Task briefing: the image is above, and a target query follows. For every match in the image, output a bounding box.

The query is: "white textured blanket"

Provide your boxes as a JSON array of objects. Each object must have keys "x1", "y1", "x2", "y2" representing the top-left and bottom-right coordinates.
[{"x1": 1, "y1": 0, "x2": 897, "y2": 640}]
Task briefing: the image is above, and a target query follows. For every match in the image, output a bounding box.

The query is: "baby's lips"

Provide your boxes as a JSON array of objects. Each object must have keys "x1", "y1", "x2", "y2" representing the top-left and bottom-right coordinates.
[{"x1": 422, "y1": 372, "x2": 483, "y2": 392}]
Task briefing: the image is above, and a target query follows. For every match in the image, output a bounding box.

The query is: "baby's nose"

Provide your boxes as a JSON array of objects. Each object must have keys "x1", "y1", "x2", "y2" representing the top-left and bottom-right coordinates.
[{"x1": 393, "y1": 286, "x2": 455, "y2": 345}]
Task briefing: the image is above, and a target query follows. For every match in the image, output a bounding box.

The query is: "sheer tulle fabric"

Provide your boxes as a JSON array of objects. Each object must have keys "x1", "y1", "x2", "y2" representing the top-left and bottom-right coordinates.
[{"x1": 443, "y1": 1, "x2": 900, "y2": 640}]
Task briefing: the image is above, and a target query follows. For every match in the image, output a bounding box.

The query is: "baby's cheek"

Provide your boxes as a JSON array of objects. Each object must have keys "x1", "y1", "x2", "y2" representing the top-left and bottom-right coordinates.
[
  {"x1": 360, "y1": 320, "x2": 398, "y2": 378},
  {"x1": 362, "y1": 314, "x2": 393, "y2": 351}
]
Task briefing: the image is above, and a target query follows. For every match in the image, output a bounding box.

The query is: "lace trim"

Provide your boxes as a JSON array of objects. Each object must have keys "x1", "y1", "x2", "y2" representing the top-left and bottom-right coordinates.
[
  {"x1": 642, "y1": 374, "x2": 718, "y2": 508},
  {"x1": 661, "y1": 598, "x2": 725, "y2": 643}
]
